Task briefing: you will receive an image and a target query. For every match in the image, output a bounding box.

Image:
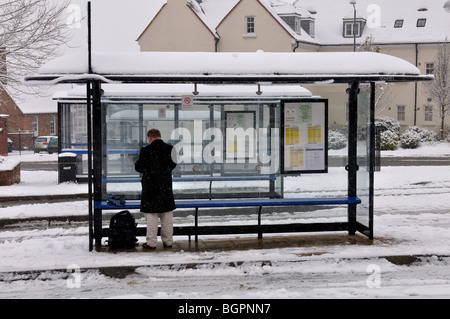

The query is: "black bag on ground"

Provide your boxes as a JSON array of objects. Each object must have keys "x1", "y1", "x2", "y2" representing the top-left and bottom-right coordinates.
[{"x1": 108, "y1": 210, "x2": 137, "y2": 249}]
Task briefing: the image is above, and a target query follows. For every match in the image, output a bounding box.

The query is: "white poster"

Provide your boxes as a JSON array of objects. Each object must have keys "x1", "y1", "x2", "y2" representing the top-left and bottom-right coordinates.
[{"x1": 225, "y1": 111, "x2": 256, "y2": 160}]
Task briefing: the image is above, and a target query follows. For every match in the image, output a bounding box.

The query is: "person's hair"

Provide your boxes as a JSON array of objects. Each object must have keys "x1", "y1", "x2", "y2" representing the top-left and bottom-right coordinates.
[{"x1": 147, "y1": 128, "x2": 161, "y2": 138}]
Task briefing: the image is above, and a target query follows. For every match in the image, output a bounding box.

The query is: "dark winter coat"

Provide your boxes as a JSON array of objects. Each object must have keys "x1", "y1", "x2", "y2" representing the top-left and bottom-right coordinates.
[{"x1": 135, "y1": 139, "x2": 177, "y2": 214}]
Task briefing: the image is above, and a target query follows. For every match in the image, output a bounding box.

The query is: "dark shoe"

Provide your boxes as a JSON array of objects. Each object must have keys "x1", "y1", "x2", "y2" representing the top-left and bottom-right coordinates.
[
  {"x1": 163, "y1": 243, "x2": 172, "y2": 249},
  {"x1": 142, "y1": 243, "x2": 156, "y2": 250}
]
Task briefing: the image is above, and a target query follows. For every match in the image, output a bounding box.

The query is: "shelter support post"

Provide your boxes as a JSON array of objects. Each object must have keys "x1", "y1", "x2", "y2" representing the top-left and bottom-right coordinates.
[
  {"x1": 92, "y1": 81, "x2": 103, "y2": 246},
  {"x1": 347, "y1": 81, "x2": 359, "y2": 235},
  {"x1": 87, "y1": 2, "x2": 94, "y2": 251},
  {"x1": 368, "y1": 82, "x2": 376, "y2": 239},
  {"x1": 195, "y1": 208, "x2": 199, "y2": 243},
  {"x1": 87, "y1": 83, "x2": 93, "y2": 251}
]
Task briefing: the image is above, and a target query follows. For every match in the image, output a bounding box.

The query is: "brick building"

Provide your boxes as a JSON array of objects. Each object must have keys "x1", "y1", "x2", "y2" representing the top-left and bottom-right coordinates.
[{"x1": 0, "y1": 87, "x2": 57, "y2": 151}]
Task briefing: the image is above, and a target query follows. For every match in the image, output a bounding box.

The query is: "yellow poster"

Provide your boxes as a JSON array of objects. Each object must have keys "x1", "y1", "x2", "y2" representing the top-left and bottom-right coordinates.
[
  {"x1": 289, "y1": 147, "x2": 304, "y2": 168},
  {"x1": 308, "y1": 125, "x2": 322, "y2": 144},
  {"x1": 285, "y1": 126, "x2": 300, "y2": 145}
]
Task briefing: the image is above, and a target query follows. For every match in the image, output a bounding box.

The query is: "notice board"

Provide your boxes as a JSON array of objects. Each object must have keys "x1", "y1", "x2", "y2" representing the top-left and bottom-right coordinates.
[
  {"x1": 225, "y1": 111, "x2": 256, "y2": 160},
  {"x1": 281, "y1": 100, "x2": 328, "y2": 174}
]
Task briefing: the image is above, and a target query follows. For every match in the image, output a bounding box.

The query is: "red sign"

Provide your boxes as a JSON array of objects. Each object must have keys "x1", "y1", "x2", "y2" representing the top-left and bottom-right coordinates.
[{"x1": 182, "y1": 95, "x2": 194, "y2": 110}]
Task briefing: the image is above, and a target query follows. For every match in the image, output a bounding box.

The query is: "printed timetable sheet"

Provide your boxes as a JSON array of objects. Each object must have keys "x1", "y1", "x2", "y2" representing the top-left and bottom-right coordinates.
[{"x1": 282, "y1": 100, "x2": 328, "y2": 173}]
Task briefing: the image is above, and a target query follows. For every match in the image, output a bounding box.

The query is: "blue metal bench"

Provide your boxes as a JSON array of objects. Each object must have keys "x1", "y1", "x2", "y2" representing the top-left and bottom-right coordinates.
[
  {"x1": 95, "y1": 197, "x2": 361, "y2": 242},
  {"x1": 102, "y1": 175, "x2": 277, "y2": 183}
]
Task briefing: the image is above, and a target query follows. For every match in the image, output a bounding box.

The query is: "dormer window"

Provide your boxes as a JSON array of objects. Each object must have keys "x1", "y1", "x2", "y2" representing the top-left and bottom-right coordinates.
[
  {"x1": 301, "y1": 17, "x2": 315, "y2": 38},
  {"x1": 343, "y1": 18, "x2": 366, "y2": 38},
  {"x1": 279, "y1": 14, "x2": 302, "y2": 35},
  {"x1": 417, "y1": 18, "x2": 426, "y2": 27},
  {"x1": 394, "y1": 19, "x2": 404, "y2": 28}
]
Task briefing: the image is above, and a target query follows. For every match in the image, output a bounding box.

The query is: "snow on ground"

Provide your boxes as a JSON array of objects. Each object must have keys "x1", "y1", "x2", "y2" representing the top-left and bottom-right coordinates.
[{"x1": 0, "y1": 143, "x2": 450, "y2": 299}]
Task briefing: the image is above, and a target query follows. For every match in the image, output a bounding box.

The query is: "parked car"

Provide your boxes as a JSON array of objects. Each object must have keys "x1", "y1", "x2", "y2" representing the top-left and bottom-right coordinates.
[
  {"x1": 47, "y1": 137, "x2": 59, "y2": 154},
  {"x1": 7, "y1": 138, "x2": 14, "y2": 153},
  {"x1": 34, "y1": 136, "x2": 55, "y2": 153}
]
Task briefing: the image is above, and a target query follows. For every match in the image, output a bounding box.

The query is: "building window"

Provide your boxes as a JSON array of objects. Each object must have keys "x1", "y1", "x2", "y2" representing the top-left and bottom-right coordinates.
[
  {"x1": 417, "y1": 19, "x2": 426, "y2": 27},
  {"x1": 424, "y1": 105, "x2": 433, "y2": 122},
  {"x1": 72, "y1": 104, "x2": 87, "y2": 138},
  {"x1": 394, "y1": 19, "x2": 404, "y2": 28},
  {"x1": 425, "y1": 63, "x2": 435, "y2": 75},
  {"x1": 397, "y1": 105, "x2": 406, "y2": 122},
  {"x1": 50, "y1": 115, "x2": 56, "y2": 135},
  {"x1": 32, "y1": 116, "x2": 38, "y2": 136},
  {"x1": 246, "y1": 16, "x2": 255, "y2": 34},
  {"x1": 344, "y1": 22, "x2": 358, "y2": 37},
  {"x1": 343, "y1": 20, "x2": 365, "y2": 38}
]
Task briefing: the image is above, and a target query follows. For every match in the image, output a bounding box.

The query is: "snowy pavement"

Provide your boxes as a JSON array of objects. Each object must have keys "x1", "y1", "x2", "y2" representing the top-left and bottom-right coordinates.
[{"x1": 0, "y1": 144, "x2": 450, "y2": 299}]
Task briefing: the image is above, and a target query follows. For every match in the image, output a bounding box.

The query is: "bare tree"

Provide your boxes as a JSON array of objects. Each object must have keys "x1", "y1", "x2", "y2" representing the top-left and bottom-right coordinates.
[
  {"x1": 358, "y1": 35, "x2": 381, "y2": 53},
  {"x1": 424, "y1": 39, "x2": 450, "y2": 140},
  {"x1": 374, "y1": 82, "x2": 395, "y2": 117},
  {"x1": 0, "y1": 0, "x2": 71, "y2": 97},
  {"x1": 358, "y1": 36, "x2": 395, "y2": 116}
]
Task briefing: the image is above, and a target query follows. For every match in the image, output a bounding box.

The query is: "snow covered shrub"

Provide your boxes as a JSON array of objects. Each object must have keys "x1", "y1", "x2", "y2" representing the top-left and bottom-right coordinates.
[
  {"x1": 380, "y1": 130, "x2": 399, "y2": 150},
  {"x1": 400, "y1": 130, "x2": 421, "y2": 149},
  {"x1": 375, "y1": 117, "x2": 401, "y2": 135},
  {"x1": 403, "y1": 126, "x2": 437, "y2": 142},
  {"x1": 328, "y1": 130, "x2": 347, "y2": 150}
]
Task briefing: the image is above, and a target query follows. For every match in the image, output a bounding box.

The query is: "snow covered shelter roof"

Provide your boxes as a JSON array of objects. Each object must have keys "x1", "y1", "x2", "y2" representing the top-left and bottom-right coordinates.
[
  {"x1": 55, "y1": 83, "x2": 314, "y2": 101},
  {"x1": 24, "y1": 51, "x2": 433, "y2": 85}
]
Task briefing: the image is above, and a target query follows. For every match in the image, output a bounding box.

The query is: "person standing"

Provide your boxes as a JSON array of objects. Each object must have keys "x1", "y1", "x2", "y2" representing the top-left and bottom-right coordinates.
[{"x1": 135, "y1": 128, "x2": 177, "y2": 250}]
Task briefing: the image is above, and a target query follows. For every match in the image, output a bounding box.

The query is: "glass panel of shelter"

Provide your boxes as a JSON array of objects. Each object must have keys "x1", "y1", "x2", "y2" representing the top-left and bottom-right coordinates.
[
  {"x1": 59, "y1": 93, "x2": 369, "y2": 225},
  {"x1": 59, "y1": 103, "x2": 90, "y2": 177},
  {"x1": 355, "y1": 84, "x2": 373, "y2": 235},
  {"x1": 102, "y1": 100, "x2": 283, "y2": 201}
]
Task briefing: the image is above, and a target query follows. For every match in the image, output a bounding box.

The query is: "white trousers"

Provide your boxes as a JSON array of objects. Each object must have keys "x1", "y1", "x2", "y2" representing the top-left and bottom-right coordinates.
[{"x1": 144, "y1": 211, "x2": 173, "y2": 247}]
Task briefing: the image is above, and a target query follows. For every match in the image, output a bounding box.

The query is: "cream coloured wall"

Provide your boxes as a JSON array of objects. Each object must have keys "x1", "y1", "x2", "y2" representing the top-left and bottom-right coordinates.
[
  {"x1": 216, "y1": 0, "x2": 295, "y2": 52},
  {"x1": 137, "y1": 0, "x2": 216, "y2": 52}
]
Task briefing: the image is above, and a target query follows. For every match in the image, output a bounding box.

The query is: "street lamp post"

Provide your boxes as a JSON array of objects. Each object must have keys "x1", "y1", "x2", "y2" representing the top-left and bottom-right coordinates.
[{"x1": 350, "y1": 0, "x2": 357, "y2": 52}]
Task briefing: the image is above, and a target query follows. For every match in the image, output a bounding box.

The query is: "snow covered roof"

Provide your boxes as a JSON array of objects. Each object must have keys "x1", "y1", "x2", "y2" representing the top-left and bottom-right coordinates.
[
  {"x1": 54, "y1": 83, "x2": 313, "y2": 101},
  {"x1": 24, "y1": 51, "x2": 432, "y2": 85},
  {"x1": 269, "y1": 0, "x2": 314, "y2": 19},
  {"x1": 200, "y1": 0, "x2": 241, "y2": 29},
  {"x1": 138, "y1": 0, "x2": 450, "y2": 50},
  {"x1": 256, "y1": 0, "x2": 317, "y2": 43},
  {"x1": 186, "y1": 0, "x2": 219, "y2": 38},
  {"x1": 205, "y1": 0, "x2": 450, "y2": 46},
  {"x1": 17, "y1": 94, "x2": 58, "y2": 114},
  {"x1": 299, "y1": 0, "x2": 450, "y2": 45}
]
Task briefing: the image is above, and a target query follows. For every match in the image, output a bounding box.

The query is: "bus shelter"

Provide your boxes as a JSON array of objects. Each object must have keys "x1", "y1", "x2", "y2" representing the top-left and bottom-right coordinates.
[{"x1": 25, "y1": 51, "x2": 432, "y2": 251}]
